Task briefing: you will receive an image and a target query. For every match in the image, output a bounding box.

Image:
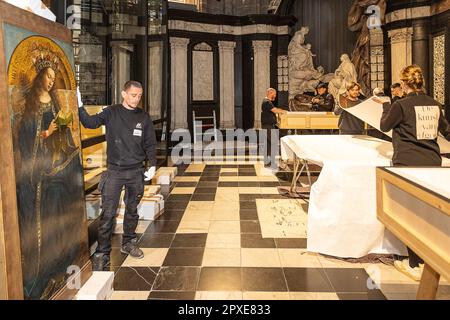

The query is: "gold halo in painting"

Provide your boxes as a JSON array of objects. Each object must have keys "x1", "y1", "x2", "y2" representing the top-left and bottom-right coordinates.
[{"x1": 7, "y1": 35, "x2": 76, "y2": 92}]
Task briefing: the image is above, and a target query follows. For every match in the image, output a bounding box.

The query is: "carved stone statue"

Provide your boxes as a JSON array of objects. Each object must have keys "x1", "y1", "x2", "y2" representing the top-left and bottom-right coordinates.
[
  {"x1": 288, "y1": 27, "x2": 334, "y2": 100},
  {"x1": 328, "y1": 54, "x2": 358, "y2": 102},
  {"x1": 348, "y1": 0, "x2": 386, "y2": 96}
]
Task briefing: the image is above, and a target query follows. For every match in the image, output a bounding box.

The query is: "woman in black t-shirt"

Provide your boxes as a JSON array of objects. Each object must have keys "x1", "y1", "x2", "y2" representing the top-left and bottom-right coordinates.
[{"x1": 375, "y1": 65, "x2": 450, "y2": 281}]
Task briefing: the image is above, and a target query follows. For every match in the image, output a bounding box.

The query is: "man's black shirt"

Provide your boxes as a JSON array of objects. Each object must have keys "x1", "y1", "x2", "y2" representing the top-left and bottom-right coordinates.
[
  {"x1": 261, "y1": 98, "x2": 277, "y2": 126},
  {"x1": 79, "y1": 104, "x2": 157, "y2": 170}
]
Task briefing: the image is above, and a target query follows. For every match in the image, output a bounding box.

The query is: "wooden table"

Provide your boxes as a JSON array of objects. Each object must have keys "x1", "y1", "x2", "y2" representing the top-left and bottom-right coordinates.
[
  {"x1": 277, "y1": 112, "x2": 339, "y2": 132},
  {"x1": 377, "y1": 167, "x2": 450, "y2": 300}
]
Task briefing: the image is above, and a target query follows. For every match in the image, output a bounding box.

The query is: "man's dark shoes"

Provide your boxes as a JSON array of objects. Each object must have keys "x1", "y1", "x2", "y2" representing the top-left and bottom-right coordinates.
[
  {"x1": 121, "y1": 242, "x2": 144, "y2": 259},
  {"x1": 92, "y1": 253, "x2": 111, "y2": 271}
]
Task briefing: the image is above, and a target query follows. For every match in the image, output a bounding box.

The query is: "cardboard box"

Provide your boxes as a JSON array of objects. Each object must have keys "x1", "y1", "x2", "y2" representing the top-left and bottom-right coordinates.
[
  {"x1": 152, "y1": 167, "x2": 178, "y2": 185},
  {"x1": 117, "y1": 192, "x2": 164, "y2": 221},
  {"x1": 75, "y1": 272, "x2": 114, "y2": 300}
]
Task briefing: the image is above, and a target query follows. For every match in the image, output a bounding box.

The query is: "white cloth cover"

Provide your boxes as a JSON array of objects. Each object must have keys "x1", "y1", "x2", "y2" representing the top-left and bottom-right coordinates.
[{"x1": 281, "y1": 135, "x2": 408, "y2": 258}]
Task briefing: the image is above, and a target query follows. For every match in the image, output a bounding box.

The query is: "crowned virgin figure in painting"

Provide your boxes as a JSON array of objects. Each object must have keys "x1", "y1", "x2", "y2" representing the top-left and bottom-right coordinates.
[{"x1": 9, "y1": 37, "x2": 87, "y2": 300}]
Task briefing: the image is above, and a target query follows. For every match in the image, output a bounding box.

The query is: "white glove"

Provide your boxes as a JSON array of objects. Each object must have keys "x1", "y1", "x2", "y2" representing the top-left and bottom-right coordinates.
[
  {"x1": 77, "y1": 87, "x2": 84, "y2": 108},
  {"x1": 144, "y1": 166, "x2": 156, "y2": 182}
]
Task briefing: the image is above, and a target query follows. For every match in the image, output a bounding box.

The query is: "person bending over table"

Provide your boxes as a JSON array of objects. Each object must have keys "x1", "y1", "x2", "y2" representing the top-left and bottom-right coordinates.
[
  {"x1": 375, "y1": 64, "x2": 450, "y2": 281},
  {"x1": 333, "y1": 82, "x2": 365, "y2": 135}
]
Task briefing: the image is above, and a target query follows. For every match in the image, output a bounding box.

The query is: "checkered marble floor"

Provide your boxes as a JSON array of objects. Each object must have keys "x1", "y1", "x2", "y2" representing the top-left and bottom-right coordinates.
[{"x1": 108, "y1": 162, "x2": 450, "y2": 300}]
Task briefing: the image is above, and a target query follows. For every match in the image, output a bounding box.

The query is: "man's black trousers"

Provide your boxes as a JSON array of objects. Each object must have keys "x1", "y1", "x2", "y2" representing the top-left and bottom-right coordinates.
[{"x1": 97, "y1": 168, "x2": 145, "y2": 254}]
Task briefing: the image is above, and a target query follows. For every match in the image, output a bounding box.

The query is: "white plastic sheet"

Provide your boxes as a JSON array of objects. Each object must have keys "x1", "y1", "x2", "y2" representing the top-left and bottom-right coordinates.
[{"x1": 281, "y1": 135, "x2": 408, "y2": 258}]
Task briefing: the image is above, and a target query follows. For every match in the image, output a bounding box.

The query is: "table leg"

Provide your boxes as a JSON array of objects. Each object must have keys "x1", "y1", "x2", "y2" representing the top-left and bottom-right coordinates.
[
  {"x1": 305, "y1": 161, "x2": 312, "y2": 186},
  {"x1": 290, "y1": 157, "x2": 300, "y2": 191},
  {"x1": 417, "y1": 263, "x2": 440, "y2": 300}
]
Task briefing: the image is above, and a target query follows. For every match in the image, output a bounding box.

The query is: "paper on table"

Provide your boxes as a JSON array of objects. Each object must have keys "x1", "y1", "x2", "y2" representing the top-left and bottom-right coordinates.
[
  {"x1": 344, "y1": 97, "x2": 393, "y2": 137},
  {"x1": 345, "y1": 97, "x2": 450, "y2": 154}
]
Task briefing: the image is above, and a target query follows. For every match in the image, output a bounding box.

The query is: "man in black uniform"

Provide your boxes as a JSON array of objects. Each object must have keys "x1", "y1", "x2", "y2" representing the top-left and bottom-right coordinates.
[
  {"x1": 390, "y1": 83, "x2": 404, "y2": 103},
  {"x1": 261, "y1": 88, "x2": 287, "y2": 167},
  {"x1": 311, "y1": 83, "x2": 334, "y2": 112},
  {"x1": 78, "y1": 81, "x2": 157, "y2": 271}
]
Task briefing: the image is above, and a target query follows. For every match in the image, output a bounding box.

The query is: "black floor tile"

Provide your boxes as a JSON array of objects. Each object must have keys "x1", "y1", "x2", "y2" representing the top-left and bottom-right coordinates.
[
  {"x1": 220, "y1": 172, "x2": 239, "y2": 176},
  {"x1": 194, "y1": 187, "x2": 217, "y2": 194},
  {"x1": 165, "y1": 201, "x2": 189, "y2": 211},
  {"x1": 153, "y1": 267, "x2": 201, "y2": 291},
  {"x1": 242, "y1": 268, "x2": 287, "y2": 292},
  {"x1": 240, "y1": 202, "x2": 257, "y2": 210},
  {"x1": 138, "y1": 233, "x2": 175, "y2": 248},
  {"x1": 239, "y1": 173, "x2": 257, "y2": 178},
  {"x1": 337, "y1": 291, "x2": 386, "y2": 300},
  {"x1": 218, "y1": 182, "x2": 239, "y2": 187},
  {"x1": 114, "y1": 267, "x2": 158, "y2": 291},
  {"x1": 241, "y1": 234, "x2": 276, "y2": 248},
  {"x1": 171, "y1": 234, "x2": 208, "y2": 248},
  {"x1": 174, "y1": 182, "x2": 198, "y2": 188},
  {"x1": 205, "y1": 165, "x2": 222, "y2": 169},
  {"x1": 167, "y1": 194, "x2": 192, "y2": 202},
  {"x1": 323, "y1": 268, "x2": 373, "y2": 293},
  {"x1": 240, "y1": 195, "x2": 258, "y2": 202},
  {"x1": 260, "y1": 182, "x2": 281, "y2": 187},
  {"x1": 110, "y1": 248, "x2": 128, "y2": 267},
  {"x1": 148, "y1": 291, "x2": 196, "y2": 300},
  {"x1": 238, "y1": 182, "x2": 261, "y2": 188},
  {"x1": 200, "y1": 176, "x2": 220, "y2": 182},
  {"x1": 275, "y1": 238, "x2": 307, "y2": 249},
  {"x1": 198, "y1": 268, "x2": 242, "y2": 291},
  {"x1": 183, "y1": 172, "x2": 202, "y2": 177},
  {"x1": 145, "y1": 220, "x2": 180, "y2": 234},
  {"x1": 156, "y1": 210, "x2": 185, "y2": 221},
  {"x1": 221, "y1": 165, "x2": 239, "y2": 168},
  {"x1": 284, "y1": 268, "x2": 334, "y2": 292},
  {"x1": 240, "y1": 221, "x2": 262, "y2": 234},
  {"x1": 197, "y1": 181, "x2": 219, "y2": 188},
  {"x1": 163, "y1": 248, "x2": 205, "y2": 266},
  {"x1": 202, "y1": 172, "x2": 221, "y2": 177},
  {"x1": 191, "y1": 194, "x2": 216, "y2": 201},
  {"x1": 239, "y1": 165, "x2": 255, "y2": 169},
  {"x1": 240, "y1": 209, "x2": 259, "y2": 221}
]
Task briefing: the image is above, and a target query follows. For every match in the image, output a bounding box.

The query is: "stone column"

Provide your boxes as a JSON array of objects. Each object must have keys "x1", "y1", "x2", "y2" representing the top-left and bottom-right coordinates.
[
  {"x1": 388, "y1": 28, "x2": 413, "y2": 84},
  {"x1": 170, "y1": 37, "x2": 190, "y2": 130},
  {"x1": 412, "y1": 19, "x2": 430, "y2": 89},
  {"x1": 218, "y1": 41, "x2": 236, "y2": 129},
  {"x1": 148, "y1": 41, "x2": 163, "y2": 120},
  {"x1": 252, "y1": 40, "x2": 272, "y2": 129}
]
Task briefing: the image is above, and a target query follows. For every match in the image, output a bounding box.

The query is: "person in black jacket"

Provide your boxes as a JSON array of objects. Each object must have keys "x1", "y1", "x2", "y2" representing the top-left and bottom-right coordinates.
[
  {"x1": 78, "y1": 81, "x2": 157, "y2": 271},
  {"x1": 311, "y1": 82, "x2": 334, "y2": 112},
  {"x1": 390, "y1": 82, "x2": 405, "y2": 103},
  {"x1": 376, "y1": 65, "x2": 450, "y2": 281}
]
